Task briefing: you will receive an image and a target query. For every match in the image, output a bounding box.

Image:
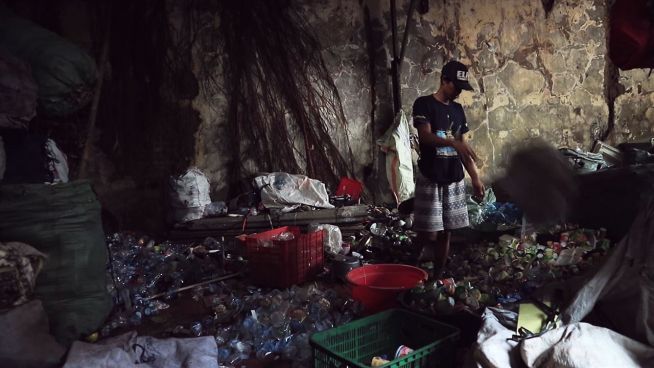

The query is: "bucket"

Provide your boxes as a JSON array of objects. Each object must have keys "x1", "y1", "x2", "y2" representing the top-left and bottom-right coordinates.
[{"x1": 346, "y1": 264, "x2": 428, "y2": 314}]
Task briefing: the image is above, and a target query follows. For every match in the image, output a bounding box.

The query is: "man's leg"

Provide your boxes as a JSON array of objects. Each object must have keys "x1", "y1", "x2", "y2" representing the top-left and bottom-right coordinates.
[
  {"x1": 433, "y1": 230, "x2": 451, "y2": 278},
  {"x1": 417, "y1": 231, "x2": 438, "y2": 262}
]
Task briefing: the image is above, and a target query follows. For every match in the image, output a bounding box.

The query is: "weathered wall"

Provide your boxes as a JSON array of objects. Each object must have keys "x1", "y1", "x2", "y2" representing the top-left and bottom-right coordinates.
[
  {"x1": 192, "y1": 0, "x2": 610, "y2": 202},
  {"x1": 398, "y1": 0, "x2": 608, "y2": 178},
  {"x1": 611, "y1": 68, "x2": 654, "y2": 144},
  {"x1": 15, "y1": 0, "x2": 654, "y2": 231},
  {"x1": 192, "y1": 0, "x2": 377, "y2": 201}
]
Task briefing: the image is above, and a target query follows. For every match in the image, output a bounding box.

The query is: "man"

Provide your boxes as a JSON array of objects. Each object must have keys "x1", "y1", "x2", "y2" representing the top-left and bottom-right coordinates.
[{"x1": 412, "y1": 60, "x2": 484, "y2": 278}]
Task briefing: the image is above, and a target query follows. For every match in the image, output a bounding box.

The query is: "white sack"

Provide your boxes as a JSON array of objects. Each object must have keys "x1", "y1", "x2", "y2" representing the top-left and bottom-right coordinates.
[
  {"x1": 254, "y1": 172, "x2": 333, "y2": 212},
  {"x1": 377, "y1": 110, "x2": 415, "y2": 204},
  {"x1": 473, "y1": 308, "x2": 522, "y2": 368},
  {"x1": 168, "y1": 167, "x2": 211, "y2": 223},
  {"x1": 521, "y1": 323, "x2": 654, "y2": 368},
  {"x1": 63, "y1": 331, "x2": 219, "y2": 368}
]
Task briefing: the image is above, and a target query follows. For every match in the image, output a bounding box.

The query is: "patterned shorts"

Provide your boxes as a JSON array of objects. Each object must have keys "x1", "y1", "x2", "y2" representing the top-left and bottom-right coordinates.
[{"x1": 413, "y1": 174, "x2": 469, "y2": 232}]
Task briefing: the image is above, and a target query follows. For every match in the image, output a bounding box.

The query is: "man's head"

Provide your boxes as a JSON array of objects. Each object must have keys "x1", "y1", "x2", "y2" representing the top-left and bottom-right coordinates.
[{"x1": 440, "y1": 60, "x2": 473, "y2": 100}]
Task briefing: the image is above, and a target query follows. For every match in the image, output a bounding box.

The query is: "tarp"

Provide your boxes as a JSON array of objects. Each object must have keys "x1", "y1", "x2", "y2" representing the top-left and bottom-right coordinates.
[
  {"x1": 0, "y1": 181, "x2": 111, "y2": 346},
  {"x1": 63, "y1": 331, "x2": 219, "y2": 368},
  {"x1": 377, "y1": 110, "x2": 415, "y2": 204}
]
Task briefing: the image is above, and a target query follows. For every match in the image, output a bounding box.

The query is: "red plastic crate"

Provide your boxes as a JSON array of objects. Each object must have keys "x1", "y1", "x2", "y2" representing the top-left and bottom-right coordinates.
[{"x1": 245, "y1": 226, "x2": 324, "y2": 288}]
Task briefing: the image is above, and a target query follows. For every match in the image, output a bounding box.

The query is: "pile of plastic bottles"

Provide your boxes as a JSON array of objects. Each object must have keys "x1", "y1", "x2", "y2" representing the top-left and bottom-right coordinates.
[
  {"x1": 102, "y1": 233, "x2": 227, "y2": 334},
  {"x1": 209, "y1": 284, "x2": 360, "y2": 366},
  {"x1": 406, "y1": 226, "x2": 612, "y2": 314},
  {"x1": 102, "y1": 233, "x2": 362, "y2": 367}
]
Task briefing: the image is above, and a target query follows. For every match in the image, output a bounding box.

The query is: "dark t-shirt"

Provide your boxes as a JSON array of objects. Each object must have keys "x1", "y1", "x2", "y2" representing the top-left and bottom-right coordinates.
[{"x1": 412, "y1": 95, "x2": 469, "y2": 182}]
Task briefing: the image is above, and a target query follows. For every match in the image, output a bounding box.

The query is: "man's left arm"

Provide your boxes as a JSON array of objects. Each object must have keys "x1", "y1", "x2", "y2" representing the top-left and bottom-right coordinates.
[{"x1": 457, "y1": 134, "x2": 485, "y2": 200}]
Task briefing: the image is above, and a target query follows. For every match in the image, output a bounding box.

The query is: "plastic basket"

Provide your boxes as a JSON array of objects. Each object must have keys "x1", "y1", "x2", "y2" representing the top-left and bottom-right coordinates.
[
  {"x1": 245, "y1": 226, "x2": 324, "y2": 288},
  {"x1": 310, "y1": 309, "x2": 460, "y2": 368},
  {"x1": 346, "y1": 264, "x2": 428, "y2": 314}
]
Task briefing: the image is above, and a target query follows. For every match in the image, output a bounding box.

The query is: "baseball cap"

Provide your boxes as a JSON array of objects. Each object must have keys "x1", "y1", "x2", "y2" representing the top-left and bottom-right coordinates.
[{"x1": 442, "y1": 60, "x2": 474, "y2": 91}]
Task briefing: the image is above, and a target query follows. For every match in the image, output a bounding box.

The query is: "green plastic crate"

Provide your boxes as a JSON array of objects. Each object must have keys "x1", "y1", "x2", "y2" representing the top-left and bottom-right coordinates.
[{"x1": 310, "y1": 308, "x2": 460, "y2": 368}]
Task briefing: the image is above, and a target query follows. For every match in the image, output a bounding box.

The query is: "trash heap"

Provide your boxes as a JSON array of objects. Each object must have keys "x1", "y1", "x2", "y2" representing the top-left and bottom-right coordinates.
[
  {"x1": 102, "y1": 233, "x2": 361, "y2": 367},
  {"x1": 405, "y1": 226, "x2": 613, "y2": 314},
  {"x1": 103, "y1": 233, "x2": 231, "y2": 335},
  {"x1": 211, "y1": 285, "x2": 360, "y2": 365},
  {"x1": 346, "y1": 206, "x2": 417, "y2": 264}
]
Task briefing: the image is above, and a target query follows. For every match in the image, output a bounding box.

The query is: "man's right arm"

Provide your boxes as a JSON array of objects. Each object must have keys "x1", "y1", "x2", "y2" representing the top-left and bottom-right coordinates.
[
  {"x1": 416, "y1": 123, "x2": 479, "y2": 162},
  {"x1": 416, "y1": 123, "x2": 454, "y2": 148}
]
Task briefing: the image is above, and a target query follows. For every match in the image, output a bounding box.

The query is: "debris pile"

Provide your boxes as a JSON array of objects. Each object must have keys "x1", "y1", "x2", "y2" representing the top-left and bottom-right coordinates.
[
  {"x1": 103, "y1": 233, "x2": 233, "y2": 335},
  {"x1": 405, "y1": 226, "x2": 613, "y2": 314},
  {"x1": 101, "y1": 233, "x2": 360, "y2": 366}
]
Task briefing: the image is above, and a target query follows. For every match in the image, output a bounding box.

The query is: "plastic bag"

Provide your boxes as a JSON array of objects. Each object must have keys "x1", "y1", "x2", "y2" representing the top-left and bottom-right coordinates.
[
  {"x1": 467, "y1": 188, "x2": 497, "y2": 226},
  {"x1": 44, "y1": 139, "x2": 69, "y2": 184},
  {"x1": 254, "y1": 172, "x2": 333, "y2": 212},
  {"x1": 308, "y1": 224, "x2": 342, "y2": 255},
  {"x1": 168, "y1": 167, "x2": 212, "y2": 223}
]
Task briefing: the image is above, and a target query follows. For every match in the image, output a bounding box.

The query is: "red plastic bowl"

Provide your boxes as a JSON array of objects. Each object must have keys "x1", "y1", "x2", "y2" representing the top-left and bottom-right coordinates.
[{"x1": 346, "y1": 264, "x2": 428, "y2": 314}]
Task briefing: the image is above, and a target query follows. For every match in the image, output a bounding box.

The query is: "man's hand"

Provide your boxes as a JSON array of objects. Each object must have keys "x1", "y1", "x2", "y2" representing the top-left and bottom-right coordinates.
[
  {"x1": 472, "y1": 177, "x2": 485, "y2": 201},
  {"x1": 451, "y1": 139, "x2": 479, "y2": 163}
]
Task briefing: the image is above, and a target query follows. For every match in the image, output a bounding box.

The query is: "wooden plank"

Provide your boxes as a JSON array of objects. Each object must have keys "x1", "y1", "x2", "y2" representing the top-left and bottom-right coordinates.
[
  {"x1": 175, "y1": 205, "x2": 369, "y2": 231},
  {"x1": 168, "y1": 205, "x2": 370, "y2": 241}
]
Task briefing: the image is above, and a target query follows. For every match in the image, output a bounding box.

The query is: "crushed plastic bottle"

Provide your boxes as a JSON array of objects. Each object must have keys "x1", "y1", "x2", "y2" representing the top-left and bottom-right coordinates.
[{"x1": 272, "y1": 231, "x2": 295, "y2": 241}]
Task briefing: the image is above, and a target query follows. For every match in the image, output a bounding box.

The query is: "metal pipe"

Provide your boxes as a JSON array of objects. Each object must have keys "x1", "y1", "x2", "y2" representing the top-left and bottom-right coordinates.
[{"x1": 142, "y1": 272, "x2": 242, "y2": 301}]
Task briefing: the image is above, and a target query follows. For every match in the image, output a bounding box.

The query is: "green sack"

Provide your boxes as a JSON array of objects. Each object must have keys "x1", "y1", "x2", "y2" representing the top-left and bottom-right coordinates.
[
  {"x1": 0, "y1": 6, "x2": 96, "y2": 117},
  {"x1": 0, "y1": 181, "x2": 111, "y2": 346}
]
